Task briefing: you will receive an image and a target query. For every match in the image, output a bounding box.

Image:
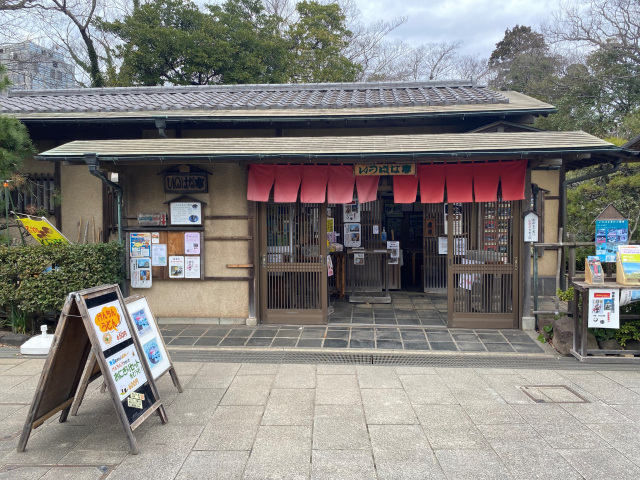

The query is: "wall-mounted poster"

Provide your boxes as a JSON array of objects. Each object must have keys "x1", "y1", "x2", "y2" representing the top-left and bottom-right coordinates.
[
  {"x1": 130, "y1": 232, "x2": 151, "y2": 258},
  {"x1": 151, "y1": 244, "x2": 167, "y2": 266},
  {"x1": 387, "y1": 241, "x2": 400, "y2": 265},
  {"x1": 354, "y1": 252, "x2": 365, "y2": 265},
  {"x1": 595, "y1": 219, "x2": 628, "y2": 262},
  {"x1": 170, "y1": 202, "x2": 202, "y2": 225},
  {"x1": 130, "y1": 258, "x2": 152, "y2": 289},
  {"x1": 184, "y1": 232, "x2": 200, "y2": 255},
  {"x1": 344, "y1": 223, "x2": 361, "y2": 247},
  {"x1": 185, "y1": 257, "x2": 200, "y2": 278},
  {"x1": 169, "y1": 256, "x2": 185, "y2": 278},
  {"x1": 343, "y1": 202, "x2": 360, "y2": 223},
  {"x1": 438, "y1": 237, "x2": 447, "y2": 255},
  {"x1": 587, "y1": 288, "x2": 620, "y2": 329}
]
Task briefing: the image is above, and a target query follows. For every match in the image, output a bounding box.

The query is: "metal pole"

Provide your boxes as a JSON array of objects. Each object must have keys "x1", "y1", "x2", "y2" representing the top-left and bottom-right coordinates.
[{"x1": 533, "y1": 245, "x2": 539, "y2": 330}]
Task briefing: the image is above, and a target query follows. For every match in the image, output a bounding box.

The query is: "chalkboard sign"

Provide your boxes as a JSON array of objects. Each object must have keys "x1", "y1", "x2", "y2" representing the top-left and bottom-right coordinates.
[{"x1": 18, "y1": 285, "x2": 167, "y2": 455}]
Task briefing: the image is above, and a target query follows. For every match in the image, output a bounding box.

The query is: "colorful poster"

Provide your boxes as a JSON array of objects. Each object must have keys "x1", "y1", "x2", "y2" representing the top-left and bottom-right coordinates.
[
  {"x1": 130, "y1": 308, "x2": 152, "y2": 336},
  {"x1": 151, "y1": 244, "x2": 167, "y2": 266},
  {"x1": 88, "y1": 300, "x2": 132, "y2": 351},
  {"x1": 130, "y1": 257, "x2": 152, "y2": 289},
  {"x1": 185, "y1": 256, "x2": 200, "y2": 278},
  {"x1": 126, "y1": 297, "x2": 171, "y2": 379},
  {"x1": 588, "y1": 289, "x2": 620, "y2": 329},
  {"x1": 16, "y1": 215, "x2": 70, "y2": 245},
  {"x1": 170, "y1": 202, "x2": 202, "y2": 225},
  {"x1": 327, "y1": 254, "x2": 334, "y2": 277},
  {"x1": 151, "y1": 232, "x2": 160, "y2": 244},
  {"x1": 143, "y1": 338, "x2": 163, "y2": 369},
  {"x1": 130, "y1": 232, "x2": 151, "y2": 258},
  {"x1": 185, "y1": 232, "x2": 200, "y2": 255},
  {"x1": 596, "y1": 219, "x2": 628, "y2": 262},
  {"x1": 105, "y1": 344, "x2": 147, "y2": 400},
  {"x1": 169, "y1": 256, "x2": 185, "y2": 278},
  {"x1": 354, "y1": 252, "x2": 365, "y2": 265},
  {"x1": 344, "y1": 223, "x2": 361, "y2": 247}
]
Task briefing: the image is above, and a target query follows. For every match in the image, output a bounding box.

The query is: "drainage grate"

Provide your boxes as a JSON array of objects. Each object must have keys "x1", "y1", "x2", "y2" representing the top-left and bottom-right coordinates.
[
  {"x1": 520, "y1": 385, "x2": 589, "y2": 403},
  {"x1": 167, "y1": 349, "x2": 640, "y2": 371}
]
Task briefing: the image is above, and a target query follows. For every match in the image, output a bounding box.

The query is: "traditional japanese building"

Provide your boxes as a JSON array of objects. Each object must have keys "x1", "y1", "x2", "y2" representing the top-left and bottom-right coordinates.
[{"x1": 1, "y1": 81, "x2": 635, "y2": 329}]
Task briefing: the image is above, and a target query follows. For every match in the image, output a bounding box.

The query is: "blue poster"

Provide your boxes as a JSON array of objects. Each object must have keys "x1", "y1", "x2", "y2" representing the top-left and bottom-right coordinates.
[
  {"x1": 143, "y1": 338, "x2": 163, "y2": 369},
  {"x1": 595, "y1": 219, "x2": 628, "y2": 262}
]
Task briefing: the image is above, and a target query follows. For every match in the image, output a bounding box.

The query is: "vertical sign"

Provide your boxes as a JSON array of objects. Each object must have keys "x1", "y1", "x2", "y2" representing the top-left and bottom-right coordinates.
[{"x1": 523, "y1": 212, "x2": 539, "y2": 242}]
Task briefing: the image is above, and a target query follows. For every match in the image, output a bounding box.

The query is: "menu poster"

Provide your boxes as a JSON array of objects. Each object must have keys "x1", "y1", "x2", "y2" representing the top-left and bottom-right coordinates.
[
  {"x1": 185, "y1": 232, "x2": 201, "y2": 255},
  {"x1": 130, "y1": 258, "x2": 152, "y2": 289},
  {"x1": 169, "y1": 256, "x2": 185, "y2": 278},
  {"x1": 588, "y1": 289, "x2": 620, "y2": 329},
  {"x1": 170, "y1": 202, "x2": 202, "y2": 225},
  {"x1": 130, "y1": 232, "x2": 151, "y2": 258},
  {"x1": 105, "y1": 344, "x2": 147, "y2": 401},
  {"x1": 185, "y1": 256, "x2": 201, "y2": 278},
  {"x1": 88, "y1": 299, "x2": 132, "y2": 352}
]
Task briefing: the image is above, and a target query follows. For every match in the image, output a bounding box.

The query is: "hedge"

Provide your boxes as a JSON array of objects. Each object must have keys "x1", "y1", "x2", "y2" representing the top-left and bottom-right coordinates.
[{"x1": 0, "y1": 243, "x2": 124, "y2": 316}]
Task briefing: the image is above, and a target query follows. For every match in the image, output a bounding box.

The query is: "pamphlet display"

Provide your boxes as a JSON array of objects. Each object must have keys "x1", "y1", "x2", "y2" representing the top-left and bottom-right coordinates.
[
  {"x1": 616, "y1": 245, "x2": 640, "y2": 286},
  {"x1": 585, "y1": 256, "x2": 604, "y2": 285},
  {"x1": 587, "y1": 288, "x2": 620, "y2": 329}
]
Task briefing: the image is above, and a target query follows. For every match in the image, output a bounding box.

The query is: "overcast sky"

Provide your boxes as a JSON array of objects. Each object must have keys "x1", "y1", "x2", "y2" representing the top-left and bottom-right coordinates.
[{"x1": 356, "y1": 0, "x2": 560, "y2": 58}]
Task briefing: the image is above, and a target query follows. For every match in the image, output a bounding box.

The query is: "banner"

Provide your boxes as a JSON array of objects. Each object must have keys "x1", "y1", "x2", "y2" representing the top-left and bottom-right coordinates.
[{"x1": 16, "y1": 215, "x2": 70, "y2": 245}]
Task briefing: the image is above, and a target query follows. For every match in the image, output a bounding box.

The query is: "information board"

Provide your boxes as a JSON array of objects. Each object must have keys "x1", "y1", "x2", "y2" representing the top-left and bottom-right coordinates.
[{"x1": 595, "y1": 219, "x2": 628, "y2": 262}]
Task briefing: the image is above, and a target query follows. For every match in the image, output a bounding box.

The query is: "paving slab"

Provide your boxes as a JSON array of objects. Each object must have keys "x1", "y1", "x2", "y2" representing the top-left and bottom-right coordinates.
[
  {"x1": 311, "y1": 450, "x2": 376, "y2": 480},
  {"x1": 369, "y1": 424, "x2": 444, "y2": 480},
  {"x1": 313, "y1": 404, "x2": 369, "y2": 450},
  {"x1": 242, "y1": 425, "x2": 311, "y2": 480},
  {"x1": 435, "y1": 449, "x2": 513, "y2": 480},
  {"x1": 361, "y1": 389, "x2": 416, "y2": 425},
  {"x1": 262, "y1": 389, "x2": 315, "y2": 426},
  {"x1": 558, "y1": 447, "x2": 640, "y2": 480},
  {"x1": 175, "y1": 450, "x2": 249, "y2": 480},
  {"x1": 194, "y1": 405, "x2": 264, "y2": 451}
]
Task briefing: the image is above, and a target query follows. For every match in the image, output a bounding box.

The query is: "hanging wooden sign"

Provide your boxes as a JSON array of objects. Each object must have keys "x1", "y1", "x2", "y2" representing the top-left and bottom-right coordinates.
[
  {"x1": 355, "y1": 164, "x2": 415, "y2": 176},
  {"x1": 17, "y1": 285, "x2": 167, "y2": 455}
]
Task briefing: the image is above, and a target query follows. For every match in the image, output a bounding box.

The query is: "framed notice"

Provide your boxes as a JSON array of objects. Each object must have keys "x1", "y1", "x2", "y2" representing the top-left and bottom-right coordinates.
[
  {"x1": 170, "y1": 202, "x2": 202, "y2": 226},
  {"x1": 588, "y1": 289, "x2": 620, "y2": 329}
]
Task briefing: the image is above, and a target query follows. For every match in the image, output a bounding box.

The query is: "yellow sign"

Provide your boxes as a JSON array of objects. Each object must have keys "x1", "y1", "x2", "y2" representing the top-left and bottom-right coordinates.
[
  {"x1": 355, "y1": 164, "x2": 415, "y2": 176},
  {"x1": 17, "y1": 216, "x2": 70, "y2": 245}
]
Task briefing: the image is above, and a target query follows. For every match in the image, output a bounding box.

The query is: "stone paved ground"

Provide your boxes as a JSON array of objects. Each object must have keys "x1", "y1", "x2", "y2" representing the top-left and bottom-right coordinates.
[{"x1": 3, "y1": 355, "x2": 640, "y2": 479}]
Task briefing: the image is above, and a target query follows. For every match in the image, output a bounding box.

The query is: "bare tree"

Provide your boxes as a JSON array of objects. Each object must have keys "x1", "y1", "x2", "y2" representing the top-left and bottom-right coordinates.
[
  {"x1": 0, "y1": 0, "x2": 39, "y2": 9},
  {"x1": 545, "y1": 0, "x2": 640, "y2": 61}
]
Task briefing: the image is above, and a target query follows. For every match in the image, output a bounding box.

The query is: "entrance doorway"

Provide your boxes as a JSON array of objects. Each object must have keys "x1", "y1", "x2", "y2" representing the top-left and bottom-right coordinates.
[{"x1": 258, "y1": 201, "x2": 328, "y2": 324}]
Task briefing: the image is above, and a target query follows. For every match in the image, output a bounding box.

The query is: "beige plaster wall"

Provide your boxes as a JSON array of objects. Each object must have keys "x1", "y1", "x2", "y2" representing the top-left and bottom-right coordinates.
[
  {"x1": 124, "y1": 162, "x2": 250, "y2": 320},
  {"x1": 59, "y1": 164, "x2": 103, "y2": 242},
  {"x1": 531, "y1": 169, "x2": 561, "y2": 277}
]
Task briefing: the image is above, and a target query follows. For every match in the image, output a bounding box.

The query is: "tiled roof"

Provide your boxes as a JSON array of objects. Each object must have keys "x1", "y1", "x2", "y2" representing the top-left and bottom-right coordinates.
[
  {"x1": 36, "y1": 131, "x2": 617, "y2": 161},
  {"x1": 1, "y1": 81, "x2": 510, "y2": 116}
]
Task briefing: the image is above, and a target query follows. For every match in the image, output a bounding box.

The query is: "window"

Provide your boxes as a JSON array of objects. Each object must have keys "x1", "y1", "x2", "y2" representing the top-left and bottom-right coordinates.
[{"x1": 1, "y1": 174, "x2": 57, "y2": 216}]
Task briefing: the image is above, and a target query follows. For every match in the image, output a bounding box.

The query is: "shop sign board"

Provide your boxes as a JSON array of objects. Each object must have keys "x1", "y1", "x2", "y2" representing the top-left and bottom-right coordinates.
[
  {"x1": 164, "y1": 172, "x2": 208, "y2": 193},
  {"x1": 355, "y1": 164, "x2": 415, "y2": 175},
  {"x1": 16, "y1": 215, "x2": 70, "y2": 245}
]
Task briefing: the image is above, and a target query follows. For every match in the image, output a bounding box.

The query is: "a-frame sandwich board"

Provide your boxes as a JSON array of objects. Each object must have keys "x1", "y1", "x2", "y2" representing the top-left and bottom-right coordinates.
[
  {"x1": 17, "y1": 284, "x2": 168, "y2": 455},
  {"x1": 70, "y1": 294, "x2": 183, "y2": 417}
]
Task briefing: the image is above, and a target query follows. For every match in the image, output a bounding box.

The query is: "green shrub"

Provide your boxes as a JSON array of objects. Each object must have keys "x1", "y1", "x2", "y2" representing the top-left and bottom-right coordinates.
[
  {"x1": 0, "y1": 243, "x2": 124, "y2": 319},
  {"x1": 615, "y1": 320, "x2": 640, "y2": 348}
]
